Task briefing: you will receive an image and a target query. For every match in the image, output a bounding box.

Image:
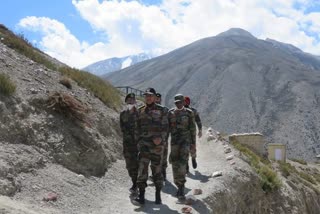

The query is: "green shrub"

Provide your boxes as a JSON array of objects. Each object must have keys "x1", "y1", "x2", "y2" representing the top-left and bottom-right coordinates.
[
  {"x1": 0, "y1": 73, "x2": 16, "y2": 95},
  {"x1": 232, "y1": 140, "x2": 281, "y2": 192},
  {"x1": 278, "y1": 162, "x2": 291, "y2": 178},
  {"x1": 259, "y1": 165, "x2": 281, "y2": 192},
  {"x1": 278, "y1": 162, "x2": 299, "y2": 177}
]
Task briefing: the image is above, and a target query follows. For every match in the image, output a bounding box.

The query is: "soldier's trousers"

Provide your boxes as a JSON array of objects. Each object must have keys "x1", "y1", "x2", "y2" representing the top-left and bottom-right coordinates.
[
  {"x1": 137, "y1": 140, "x2": 164, "y2": 189},
  {"x1": 162, "y1": 134, "x2": 170, "y2": 171},
  {"x1": 170, "y1": 142, "x2": 190, "y2": 187},
  {"x1": 123, "y1": 144, "x2": 139, "y2": 184},
  {"x1": 162, "y1": 141, "x2": 168, "y2": 171},
  {"x1": 189, "y1": 141, "x2": 197, "y2": 158}
]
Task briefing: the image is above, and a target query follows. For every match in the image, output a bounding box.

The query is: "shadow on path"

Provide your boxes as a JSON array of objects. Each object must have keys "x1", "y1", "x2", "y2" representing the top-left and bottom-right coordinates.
[
  {"x1": 191, "y1": 199, "x2": 212, "y2": 214},
  {"x1": 187, "y1": 170, "x2": 211, "y2": 183}
]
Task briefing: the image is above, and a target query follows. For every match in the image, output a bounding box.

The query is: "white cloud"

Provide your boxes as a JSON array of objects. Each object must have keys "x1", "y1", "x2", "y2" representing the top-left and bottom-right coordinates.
[
  {"x1": 18, "y1": 0, "x2": 320, "y2": 68},
  {"x1": 18, "y1": 16, "x2": 143, "y2": 68},
  {"x1": 72, "y1": 0, "x2": 320, "y2": 55}
]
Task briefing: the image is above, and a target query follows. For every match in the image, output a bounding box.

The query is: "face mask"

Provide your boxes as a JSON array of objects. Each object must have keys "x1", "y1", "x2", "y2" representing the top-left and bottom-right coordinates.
[
  {"x1": 127, "y1": 104, "x2": 135, "y2": 110},
  {"x1": 176, "y1": 106, "x2": 184, "y2": 110}
]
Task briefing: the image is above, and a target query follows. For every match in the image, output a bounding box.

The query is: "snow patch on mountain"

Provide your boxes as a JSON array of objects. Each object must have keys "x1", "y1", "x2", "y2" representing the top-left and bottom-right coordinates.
[{"x1": 121, "y1": 57, "x2": 132, "y2": 69}]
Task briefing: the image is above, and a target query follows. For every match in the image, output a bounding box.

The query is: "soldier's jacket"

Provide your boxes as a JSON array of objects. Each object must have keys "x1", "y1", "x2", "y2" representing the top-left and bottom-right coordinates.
[
  {"x1": 136, "y1": 103, "x2": 168, "y2": 144},
  {"x1": 163, "y1": 106, "x2": 170, "y2": 140},
  {"x1": 168, "y1": 107, "x2": 196, "y2": 145},
  {"x1": 189, "y1": 107, "x2": 202, "y2": 132},
  {"x1": 120, "y1": 107, "x2": 139, "y2": 147}
]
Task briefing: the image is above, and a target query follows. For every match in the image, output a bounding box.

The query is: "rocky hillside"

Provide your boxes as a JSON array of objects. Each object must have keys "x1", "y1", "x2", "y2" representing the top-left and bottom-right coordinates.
[
  {"x1": 106, "y1": 28, "x2": 320, "y2": 162},
  {"x1": 0, "y1": 24, "x2": 123, "y2": 200}
]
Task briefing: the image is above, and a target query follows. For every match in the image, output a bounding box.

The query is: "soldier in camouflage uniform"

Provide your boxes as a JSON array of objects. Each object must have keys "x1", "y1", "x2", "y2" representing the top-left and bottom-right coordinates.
[
  {"x1": 184, "y1": 96, "x2": 202, "y2": 171},
  {"x1": 168, "y1": 94, "x2": 196, "y2": 200},
  {"x1": 155, "y1": 93, "x2": 169, "y2": 181},
  {"x1": 120, "y1": 93, "x2": 139, "y2": 194},
  {"x1": 133, "y1": 88, "x2": 168, "y2": 205}
]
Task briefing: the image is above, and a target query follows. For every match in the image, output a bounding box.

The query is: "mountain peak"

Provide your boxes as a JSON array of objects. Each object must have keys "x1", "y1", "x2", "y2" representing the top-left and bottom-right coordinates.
[{"x1": 217, "y1": 28, "x2": 256, "y2": 39}]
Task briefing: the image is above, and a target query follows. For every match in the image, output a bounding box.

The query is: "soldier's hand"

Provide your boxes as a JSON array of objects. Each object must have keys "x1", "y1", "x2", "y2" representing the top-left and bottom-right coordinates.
[
  {"x1": 198, "y1": 130, "x2": 202, "y2": 138},
  {"x1": 153, "y1": 137, "x2": 162, "y2": 145}
]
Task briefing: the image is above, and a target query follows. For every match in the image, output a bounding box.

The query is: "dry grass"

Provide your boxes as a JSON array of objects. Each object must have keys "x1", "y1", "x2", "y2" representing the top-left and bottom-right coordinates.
[
  {"x1": 58, "y1": 66, "x2": 121, "y2": 110},
  {"x1": 279, "y1": 162, "x2": 318, "y2": 185},
  {"x1": 59, "y1": 77, "x2": 72, "y2": 89},
  {"x1": 0, "y1": 73, "x2": 16, "y2": 96},
  {"x1": 290, "y1": 158, "x2": 307, "y2": 165},
  {"x1": 47, "y1": 92, "x2": 90, "y2": 126},
  {"x1": 0, "y1": 24, "x2": 56, "y2": 70}
]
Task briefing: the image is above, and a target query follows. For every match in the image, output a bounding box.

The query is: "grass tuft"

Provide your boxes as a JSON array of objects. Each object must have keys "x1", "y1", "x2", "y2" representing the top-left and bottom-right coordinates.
[
  {"x1": 290, "y1": 158, "x2": 307, "y2": 165},
  {"x1": 0, "y1": 73, "x2": 16, "y2": 96},
  {"x1": 59, "y1": 77, "x2": 72, "y2": 89}
]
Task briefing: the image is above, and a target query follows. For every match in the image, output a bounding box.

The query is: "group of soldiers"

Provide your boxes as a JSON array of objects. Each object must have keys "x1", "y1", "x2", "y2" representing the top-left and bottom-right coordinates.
[{"x1": 120, "y1": 87, "x2": 202, "y2": 206}]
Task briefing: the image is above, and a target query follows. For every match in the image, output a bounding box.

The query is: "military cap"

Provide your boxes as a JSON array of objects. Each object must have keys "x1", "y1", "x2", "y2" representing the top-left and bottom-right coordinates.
[
  {"x1": 143, "y1": 87, "x2": 156, "y2": 95},
  {"x1": 174, "y1": 94, "x2": 184, "y2": 103},
  {"x1": 156, "y1": 93, "x2": 162, "y2": 98},
  {"x1": 125, "y1": 93, "x2": 135, "y2": 102}
]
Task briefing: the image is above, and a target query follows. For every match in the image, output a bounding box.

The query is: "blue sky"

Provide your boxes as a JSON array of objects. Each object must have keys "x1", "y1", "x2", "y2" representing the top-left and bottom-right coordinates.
[
  {"x1": 1, "y1": 0, "x2": 320, "y2": 68},
  {"x1": 1, "y1": 1, "x2": 99, "y2": 44}
]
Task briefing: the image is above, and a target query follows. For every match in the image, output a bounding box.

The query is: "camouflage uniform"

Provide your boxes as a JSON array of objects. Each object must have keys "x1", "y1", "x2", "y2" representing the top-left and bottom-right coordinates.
[
  {"x1": 168, "y1": 107, "x2": 196, "y2": 188},
  {"x1": 136, "y1": 103, "x2": 168, "y2": 189},
  {"x1": 162, "y1": 106, "x2": 170, "y2": 176},
  {"x1": 120, "y1": 106, "x2": 139, "y2": 187},
  {"x1": 188, "y1": 107, "x2": 202, "y2": 158}
]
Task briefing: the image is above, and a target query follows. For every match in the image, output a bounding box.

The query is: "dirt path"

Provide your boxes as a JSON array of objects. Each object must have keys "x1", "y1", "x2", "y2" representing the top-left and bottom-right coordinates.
[{"x1": 1, "y1": 136, "x2": 247, "y2": 214}]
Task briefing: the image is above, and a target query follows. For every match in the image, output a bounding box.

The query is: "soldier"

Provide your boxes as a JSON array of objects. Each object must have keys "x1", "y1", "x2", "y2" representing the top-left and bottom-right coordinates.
[
  {"x1": 120, "y1": 93, "x2": 139, "y2": 194},
  {"x1": 155, "y1": 93, "x2": 169, "y2": 181},
  {"x1": 169, "y1": 94, "x2": 196, "y2": 200},
  {"x1": 133, "y1": 88, "x2": 168, "y2": 205},
  {"x1": 184, "y1": 96, "x2": 202, "y2": 171}
]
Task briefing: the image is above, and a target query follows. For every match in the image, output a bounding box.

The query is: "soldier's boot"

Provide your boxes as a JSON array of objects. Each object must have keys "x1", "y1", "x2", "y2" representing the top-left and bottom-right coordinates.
[
  {"x1": 192, "y1": 158, "x2": 197, "y2": 169},
  {"x1": 176, "y1": 187, "x2": 180, "y2": 197},
  {"x1": 155, "y1": 187, "x2": 162, "y2": 204},
  {"x1": 133, "y1": 188, "x2": 145, "y2": 205},
  {"x1": 178, "y1": 185, "x2": 185, "y2": 200},
  {"x1": 129, "y1": 178, "x2": 138, "y2": 194},
  {"x1": 186, "y1": 163, "x2": 190, "y2": 174},
  {"x1": 129, "y1": 181, "x2": 137, "y2": 194}
]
